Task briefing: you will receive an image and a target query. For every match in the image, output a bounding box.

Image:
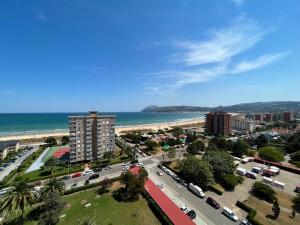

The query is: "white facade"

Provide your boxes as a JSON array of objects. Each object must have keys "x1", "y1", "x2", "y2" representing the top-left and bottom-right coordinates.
[{"x1": 232, "y1": 117, "x2": 255, "y2": 132}]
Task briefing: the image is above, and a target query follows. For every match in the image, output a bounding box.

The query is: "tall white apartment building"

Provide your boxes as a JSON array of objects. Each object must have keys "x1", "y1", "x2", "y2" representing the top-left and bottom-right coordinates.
[
  {"x1": 69, "y1": 111, "x2": 115, "y2": 163},
  {"x1": 231, "y1": 114, "x2": 256, "y2": 133}
]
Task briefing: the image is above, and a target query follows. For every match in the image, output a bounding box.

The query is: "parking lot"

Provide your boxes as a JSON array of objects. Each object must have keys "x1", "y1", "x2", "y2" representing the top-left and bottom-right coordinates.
[{"x1": 207, "y1": 160, "x2": 300, "y2": 219}]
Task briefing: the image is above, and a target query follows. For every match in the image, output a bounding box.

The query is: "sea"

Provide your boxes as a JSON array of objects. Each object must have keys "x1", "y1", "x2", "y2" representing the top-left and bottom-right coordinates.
[{"x1": 0, "y1": 112, "x2": 205, "y2": 137}]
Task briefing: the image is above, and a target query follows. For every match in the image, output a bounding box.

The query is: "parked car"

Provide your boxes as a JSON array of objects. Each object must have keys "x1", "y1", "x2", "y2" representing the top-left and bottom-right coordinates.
[
  {"x1": 157, "y1": 164, "x2": 163, "y2": 169},
  {"x1": 180, "y1": 205, "x2": 189, "y2": 214},
  {"x1": 104, "y1": 166, "x2": 112, "y2": 170},
  {"x1": 71, "y1": 172, "x2": 82, "y2": 178},
  {"x1": 222, "y1": 207, "x2": 239, "y2": 222},
  {"x1": 157, "y1": 171, "x2": 163, "y2": 176},
  {"x1": 172, "y1": 174, "x2": 181, "y2": 183},
  {"x1": 188, "y1": 183, "x2": 205, "y2": 198},
  {"x1": 240, "y1": 218, "x2": 252, "y2": 225},
  {"x1": 187, "y1": 210, "x2": 196, "y2": 220},
  {"x1": 122, "y1": 162, "x2": 130, "y2": 166},
  {"x1": 94, "y1": 167, "x2": 102, "y2": 172},
  {"x1": 60, "y1": 175, "x2": 71, "y2": 181},
  {"x1": 89, "y1": 174, "x2": 100, "y2": 180},
  {"x1": 83, "y1": 170, "x2": 94, "y2": 176},
  {"x1": 206, "y1": 197, "x2": 220, "y2": 209},
  {"x1": 246, "y1": 171, "x2": 257, "y2": 179},
  {"x1": 137, "y1": 162, "x2": 144, "y2": 167},
  {"x1": 122, "y1": 165, "x2": 130, "y2": 171}
]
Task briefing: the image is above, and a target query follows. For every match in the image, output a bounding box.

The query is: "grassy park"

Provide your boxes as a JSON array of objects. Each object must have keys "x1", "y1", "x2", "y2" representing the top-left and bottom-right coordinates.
[{"x1": 57, "y1": 187, "x2": 161, "y2": 225}]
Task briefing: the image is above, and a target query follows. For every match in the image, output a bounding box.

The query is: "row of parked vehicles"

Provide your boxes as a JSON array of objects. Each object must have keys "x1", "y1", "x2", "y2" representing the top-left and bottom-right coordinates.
[
  {"x1": 157, "y1": 164, "x2": 251, "y2": 224},
  {"x1": 0, "y1": 148, "x2": 32, "y2": 172}
]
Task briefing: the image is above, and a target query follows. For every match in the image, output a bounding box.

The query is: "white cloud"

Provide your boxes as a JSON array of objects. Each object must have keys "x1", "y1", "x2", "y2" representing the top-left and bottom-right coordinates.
[
  {"x1": 37, "y1": 13, "x2": 48, "y2": 21},
  {"x1": 230, "y1": 0, "x2": 246, "y2": 7},
  {"x1": 171, "y1": 16, "x2": 269, "y2": 66},
  {"x1": 144, "y1": 16, "x2": 288, "y2": 96},
  {"x1": 232, "y1": 52, "x2": 289, "y2": 74}
]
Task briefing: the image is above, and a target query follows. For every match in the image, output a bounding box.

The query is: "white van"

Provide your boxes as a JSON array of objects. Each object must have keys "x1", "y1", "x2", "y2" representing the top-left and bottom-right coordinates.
[
  {"x1": 222, "y1": 207, "x2": 239, "y2": 222},
  {"x1": 236, "y1": 167, "x2": 247, "y2": 176},
  {"x1": 188, "y1": 183, "x2": 205, "y2": 198}
]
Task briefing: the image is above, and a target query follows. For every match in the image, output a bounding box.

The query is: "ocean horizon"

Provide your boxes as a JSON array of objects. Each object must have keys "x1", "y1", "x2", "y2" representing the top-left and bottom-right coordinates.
[{"x1": 0, "y1": 112, "x2": 205, "y2": 136}]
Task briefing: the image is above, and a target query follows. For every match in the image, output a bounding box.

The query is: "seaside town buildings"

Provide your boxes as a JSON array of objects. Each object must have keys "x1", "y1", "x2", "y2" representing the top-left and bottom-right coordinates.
[
  {"x1": 231, "y1": 114, "x2": 256, "y2": 133},
  {"x1": 69, "y1": 111, "x2": 115, "y2": 163},
  {"x1": 0, "y1": 140, "x2": 20, "y2": 160},
  {"x1": 205, "y1": 112, "x2": 232, "y2": 136},
  {"x1": 283, "y1": 112, "x2": 294, "y2": 122},
  {"x1": 254, "y1": 113, "x2": 272, "y2": 123}
]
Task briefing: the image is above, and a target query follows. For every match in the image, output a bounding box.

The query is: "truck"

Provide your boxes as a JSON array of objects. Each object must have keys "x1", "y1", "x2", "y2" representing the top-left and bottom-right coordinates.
[
  {"x1": 188, "y1": 183, "x2": 205, "y2": 198},
  {"x1": 236, "y1": 167, "x2": 247, "y2": 176}
]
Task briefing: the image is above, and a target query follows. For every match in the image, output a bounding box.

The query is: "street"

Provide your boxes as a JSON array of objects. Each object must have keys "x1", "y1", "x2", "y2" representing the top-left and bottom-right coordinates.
[
  {"x1": 0, "y1": 146, "x2": 40, "y2": 181},
  {"x1": 147, "y1": 164, "x2": 239, "y2": 225}
]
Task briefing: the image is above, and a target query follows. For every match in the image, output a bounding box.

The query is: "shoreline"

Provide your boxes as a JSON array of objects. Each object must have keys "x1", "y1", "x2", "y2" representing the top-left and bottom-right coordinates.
[{"x1": 0, "y1": 118, "x2": 205, "y2": 142}]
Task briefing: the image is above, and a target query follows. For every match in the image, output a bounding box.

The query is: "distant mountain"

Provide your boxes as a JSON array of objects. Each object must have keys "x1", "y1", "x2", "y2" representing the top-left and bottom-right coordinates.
[{"x1": 141, "y1": 101, "x2": 300, "y2": 113}]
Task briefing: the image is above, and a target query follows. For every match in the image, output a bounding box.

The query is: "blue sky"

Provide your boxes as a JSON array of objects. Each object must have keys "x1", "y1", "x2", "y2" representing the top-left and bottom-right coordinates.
[{"x1": 0, "y1": 0, "x2": 299, "y2": 112}]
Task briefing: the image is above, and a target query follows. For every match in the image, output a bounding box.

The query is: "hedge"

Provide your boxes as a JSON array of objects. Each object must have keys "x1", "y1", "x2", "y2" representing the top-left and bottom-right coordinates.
[
  {"x1": 236, "y1": 201, "x2": 264, "y2": 225},
  {"x1": 142, "y1": 192, "x2": 173, "y2": 225},
  {"x1": 64, "y1": 176, "x2": 121, "y2": 195},
  {"x1": 209, "y1": 184, "x2": 223, "y2": 195}
]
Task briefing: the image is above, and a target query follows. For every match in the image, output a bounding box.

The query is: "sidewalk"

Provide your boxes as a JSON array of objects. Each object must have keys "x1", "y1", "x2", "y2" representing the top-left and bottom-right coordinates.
[{"x1": 146, "y1": 165, "x2": 208, "y2": 225}]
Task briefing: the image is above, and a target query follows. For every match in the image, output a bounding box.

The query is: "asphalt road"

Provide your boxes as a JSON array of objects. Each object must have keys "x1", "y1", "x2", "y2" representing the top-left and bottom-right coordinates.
[
  {"x1": 0, "y1": 146, "x2": 39, "y2": 181},
  {"x1": 63, "y1": 157, "x2": 155, "y2": 188},
  {"x1": 148, "y1": 166, "x2": 239, "y2": 225}
]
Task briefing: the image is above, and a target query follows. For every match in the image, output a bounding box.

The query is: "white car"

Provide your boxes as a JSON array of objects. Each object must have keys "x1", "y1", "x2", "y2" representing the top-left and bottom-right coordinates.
[
  {"x1": 122, "y1": 162, "x2": 130, "y2": 166},
  {"x1": 83, "y1": 170, "x2": 94, "y2": 176},
  {"x1": 157, "y1": 171, "x2": 163, "y2": 176},
  {"x1": 122, "y1": 165, "x2": 130, "y2": 171},
  {"x1": 222, "y1": 207, "x2": 239, "y2": 222},
  {"x1": 138, "y1": 162, "x2": 144, "y2": 167},
  {"x1": 180, "y1": 205, "x2": 189, "y2": 214}
]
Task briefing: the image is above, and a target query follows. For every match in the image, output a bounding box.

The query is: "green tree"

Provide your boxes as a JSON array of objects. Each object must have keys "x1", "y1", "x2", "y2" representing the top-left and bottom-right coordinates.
[
  {"x1": 116, "y1": 170, "x2": 146, "y2": 201},
  {"x1": 187, "y1": 140, "x2": 205, "y2": 155},
  {"x1": 181, "y1": 156, "x2": 214, "y2": 189},
  {"x1": 258, "y1": 146, "x2": 284, "y2": 162},
  {"x1": 210, "y1": 137, "x2": 229, "y2": 150},
  {"x1": 186, "y1": 132, "x2": 198, "y2": 143},
  {"x1": 220, "y1": 174, "x2": 244, "y2": 191},
  {"x1": 167, "y1": 147, "x2": 176, "y2": 161},
  {"x1": 103, "y1": 151, "x2": 115, "y2": 161},
  {"x1": 256, "y1": 134, "x2": 269, "y2": 148},
  {"x1": 45, "y1": 137, "x2": 57, "y2": 147},
  {"x1": 40, "y1": 178, "x2": 66, "y2": 200},
  {"x1": 38, "y1": 192, "x2": 64, "y2": 225},
  {"x1": 0, "y1": 180, "x2": 35, "y2": 224},
  {"x1": 290, "y1": 151, "x2": 300, "y2": 161},
  {"x1": 292, "y1": 193, "x2": 300, "y2": 213},
  {"x1": 145, "y1": 140, "x2": 159, "y2": 153},
  {"x1": 77, "y1": 216, "x2": 99, "y2": 225},
  {"x1": 60, "y1": 136, "x2": 69, "y2": 145},
  {"x1": 203, "y1": 150, "x2": 235, "y2": 180},
  {"x1": 231, "y1": 139, "x2": 249, "y2": 157},
  {"x1": 272, "y1": 198, "x2": 280, "y2": 219},
  {"x1": 252, "y1": 181, "x2": 276, "y2": 203},
  {"x1": 171, "y1": 127, "x2": 184, "y2": 136},
  {"x1": 285, "y1": 132, "x2": 300, "y2": 154},
  {"x1": 124, "y1": 145, "x2": 133, "y2": 157},
  {"x1": 44, "y1": 156, "x2": 59, "y2": 175}
]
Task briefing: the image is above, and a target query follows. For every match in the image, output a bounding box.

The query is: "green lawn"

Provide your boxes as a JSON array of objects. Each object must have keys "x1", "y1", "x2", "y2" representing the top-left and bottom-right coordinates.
[{"x1": 59, "y1": 189, "x2": 161, "y2": 225}]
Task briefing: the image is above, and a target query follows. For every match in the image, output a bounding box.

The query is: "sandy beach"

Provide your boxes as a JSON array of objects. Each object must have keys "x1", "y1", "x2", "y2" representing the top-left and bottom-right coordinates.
[{"x1": 0, "y1": 118, "x2": 204, "y2": 142}]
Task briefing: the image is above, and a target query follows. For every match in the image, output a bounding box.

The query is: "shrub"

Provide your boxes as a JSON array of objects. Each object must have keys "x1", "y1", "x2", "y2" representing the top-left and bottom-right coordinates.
[
  {"x1": 252, "y1": 181, "x2": 276, "y2": 203},
  {"x1": 209, "y1": 184, "x2": 223, "y2": 195},
  {"x1": 258, "y1": 146, "x2": 284, "y2": 162},
  {"x1": 220, "y1": 174, "x2": 244, "y2": 191}
]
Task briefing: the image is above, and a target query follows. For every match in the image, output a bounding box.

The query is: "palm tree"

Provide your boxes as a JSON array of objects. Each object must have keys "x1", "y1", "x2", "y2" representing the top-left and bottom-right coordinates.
[
  {"x1": 44, "y1": 156, "x2": 58, "y2": 175},
  {"x1": 0, "y1": 180, "x2": 35, "y2": 224},
  {"x1": 77, "y1": 216, "x2": 99, "y2": 225},
  {"x1": 40, "y1": 178, "x2": 65, "y2": 200}
]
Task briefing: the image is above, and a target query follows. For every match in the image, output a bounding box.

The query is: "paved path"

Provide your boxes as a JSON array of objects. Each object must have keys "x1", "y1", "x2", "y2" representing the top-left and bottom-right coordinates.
[
  {"x1": 0, "y1": 146, "x2": 39, "y2": 181},
  {"x1": 25, "y1": 147, "x2": 50, "y2": 173}
]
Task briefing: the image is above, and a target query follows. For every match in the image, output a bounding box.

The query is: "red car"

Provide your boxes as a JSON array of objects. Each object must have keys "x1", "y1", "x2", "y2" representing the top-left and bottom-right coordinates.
[
  {"x1": 206, "y1": 197, "x2": 220, "y2": 209},
  {"x1": 71, "y1": 172, "x2": 82, "y2": 178}
]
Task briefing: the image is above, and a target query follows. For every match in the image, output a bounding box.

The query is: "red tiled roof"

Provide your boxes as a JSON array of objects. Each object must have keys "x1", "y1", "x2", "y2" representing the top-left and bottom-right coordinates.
[
  {"x1": 129, "y1": 167, "x2": 195, "y2": 225},
  {"x1": 53, "y1": 147, "x2": 69, "y2": 159}
]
